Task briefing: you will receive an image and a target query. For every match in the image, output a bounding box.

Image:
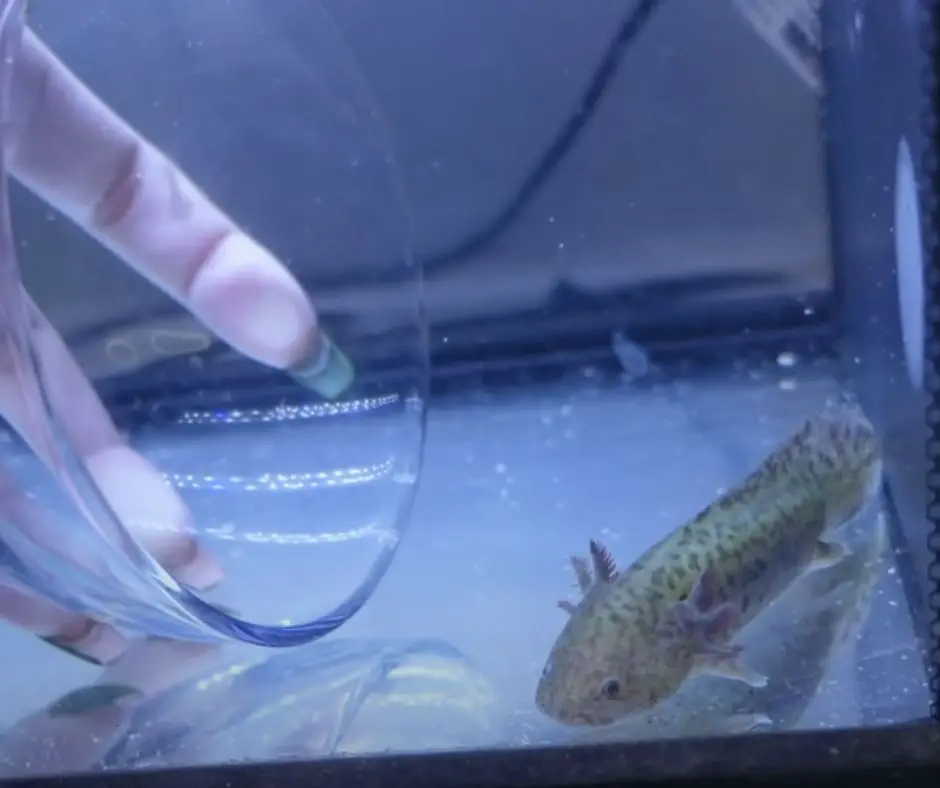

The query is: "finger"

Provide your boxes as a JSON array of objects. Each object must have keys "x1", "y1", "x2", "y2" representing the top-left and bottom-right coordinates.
[
  {"x1": 0, "y1": 294, "x2": 221, "y2": 590},
  {"x1": 0, "y1": 578, "x2": 126, "y2": 664},
  {"x1": 8, "y1": 30, "x2": 318, "y2": 372},
  {"x1": 0, "y1": 441, "x2": 209, "y2": 663},
  {"x1": 20, "y1": 296, "x2": 223, "y2": 589}
]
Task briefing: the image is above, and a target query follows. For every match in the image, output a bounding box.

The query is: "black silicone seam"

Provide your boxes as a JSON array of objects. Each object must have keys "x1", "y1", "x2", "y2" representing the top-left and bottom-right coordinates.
[{"x1": 922, "y1": 0, "x2": 940, "y2": 723}]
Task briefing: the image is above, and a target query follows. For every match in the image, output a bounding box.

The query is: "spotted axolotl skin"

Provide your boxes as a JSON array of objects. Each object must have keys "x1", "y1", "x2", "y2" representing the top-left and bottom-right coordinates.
[
  {"x1": 559, "y1": 511, "x2": 889, "y2": 743},
  {"x1": 535, "y1": 401, "x2": 882, "y2": 727}
]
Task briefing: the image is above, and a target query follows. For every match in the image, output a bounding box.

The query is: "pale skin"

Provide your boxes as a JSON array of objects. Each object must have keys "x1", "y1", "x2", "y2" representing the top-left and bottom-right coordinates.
[{"x1": 0, "y1": 30, "x2": 322, "y2": 662}]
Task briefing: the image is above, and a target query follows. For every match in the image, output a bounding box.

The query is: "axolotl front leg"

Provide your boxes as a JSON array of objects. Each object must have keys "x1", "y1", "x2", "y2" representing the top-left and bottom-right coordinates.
[{"x1": 658, "y1": 565, "x2": 768, "y2": 689}]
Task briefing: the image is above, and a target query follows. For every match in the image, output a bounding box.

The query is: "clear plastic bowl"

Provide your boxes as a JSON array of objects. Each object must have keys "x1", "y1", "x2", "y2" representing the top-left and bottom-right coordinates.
[{"x1": 0, "y1": 0, "x2": 426, "y2": 646}]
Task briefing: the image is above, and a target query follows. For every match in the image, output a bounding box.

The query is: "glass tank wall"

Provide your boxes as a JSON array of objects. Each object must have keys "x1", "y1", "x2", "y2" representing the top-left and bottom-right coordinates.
[{"x1": 0, "y1": 0, "x2": 935, "y2": 782}]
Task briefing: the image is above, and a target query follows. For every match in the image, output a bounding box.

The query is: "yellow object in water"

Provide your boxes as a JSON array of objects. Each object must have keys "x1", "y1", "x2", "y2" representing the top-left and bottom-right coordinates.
[
  {"x1": 96, "y1": 639, "x2": 499, "y2": 769},
  {"x1": 535, "y1": 401, "x2": 882, "y2": 727}
]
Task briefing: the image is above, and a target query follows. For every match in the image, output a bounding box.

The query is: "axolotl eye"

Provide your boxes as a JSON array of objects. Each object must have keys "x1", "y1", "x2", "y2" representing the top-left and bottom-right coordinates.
[{"x1": 599, "y1": 677, "x2": 621, "y2": 699}]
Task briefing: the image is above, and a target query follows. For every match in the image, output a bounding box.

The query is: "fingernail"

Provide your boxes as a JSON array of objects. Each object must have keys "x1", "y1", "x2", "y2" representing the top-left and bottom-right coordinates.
[
  {"x1": 40, "y1": 623, "x2": 128, "y2": 666},
  {"x1": 242, "y1": 286, "x2": 308, "y2": 360},
  {"x1": 289, "y1": 331, "x2": 355, "y2": 399},
  {"x1": 40, "y1": 636, "x2": 103, "y2": 666},
  {"x1": 172, "y1": 540, "x2": 224, "y2": 591},
  {"x1": 47, "y1": 683, "x2": 141, "y2": 718}
]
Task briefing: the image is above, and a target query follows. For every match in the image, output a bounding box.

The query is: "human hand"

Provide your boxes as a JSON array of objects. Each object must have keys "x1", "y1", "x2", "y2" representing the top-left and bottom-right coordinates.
[{"x1": 0, "y1": 28, "x2": 346, "y2": 663}]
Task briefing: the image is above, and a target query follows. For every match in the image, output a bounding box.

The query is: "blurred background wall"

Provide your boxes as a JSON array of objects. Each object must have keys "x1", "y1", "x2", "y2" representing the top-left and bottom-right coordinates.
[{"x1": 18, "y1": 0, "x2": 829, "y2": 383}]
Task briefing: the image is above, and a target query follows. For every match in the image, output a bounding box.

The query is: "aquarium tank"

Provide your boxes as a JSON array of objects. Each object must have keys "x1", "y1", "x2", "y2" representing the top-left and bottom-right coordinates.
[{"x1": 0, "y1": 0, "x2": 937, "y2": 786}]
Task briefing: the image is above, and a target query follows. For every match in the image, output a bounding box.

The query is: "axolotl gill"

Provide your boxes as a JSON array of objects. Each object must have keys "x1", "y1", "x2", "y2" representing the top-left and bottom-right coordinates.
[{"x1": 534, "y1": 401, "x2": 882, "y2": 727}]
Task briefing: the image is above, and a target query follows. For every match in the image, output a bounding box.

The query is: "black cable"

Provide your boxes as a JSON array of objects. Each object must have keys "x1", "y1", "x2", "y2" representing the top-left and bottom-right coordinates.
[
  {"x1": 67, "y1": 0, "x2": 677, "y2": 355},
  {"x1": 309, "y1": 0, "x2": 666, "y2": 291},
  {"x1": 81, "y1": 0, "x2": 792, "y2": 400}
]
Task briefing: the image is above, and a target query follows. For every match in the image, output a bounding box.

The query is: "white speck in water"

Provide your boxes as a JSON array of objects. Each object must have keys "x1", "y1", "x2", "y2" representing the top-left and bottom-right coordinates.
[
  {"x1": 559, "y1": 404, "x2": 573, "y2": 417},
  {"x1": 776, "y1": 351, "x2": 798, "y2": 368},
  {"x1": 779, "y1": 378, "x2": 798, "y2": 391},
  {"x1": 804, "y1": 306, "x2": 815, "y2": 316},
  {"x1": 494, "y1": 463, "x2": 507, "y2": 474}
]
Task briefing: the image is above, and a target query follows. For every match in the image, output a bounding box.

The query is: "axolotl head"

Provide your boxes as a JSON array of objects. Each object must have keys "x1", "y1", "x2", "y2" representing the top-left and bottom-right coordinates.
[{"x1": 534, "y1": 602, "x2": 684, "y2": 727}]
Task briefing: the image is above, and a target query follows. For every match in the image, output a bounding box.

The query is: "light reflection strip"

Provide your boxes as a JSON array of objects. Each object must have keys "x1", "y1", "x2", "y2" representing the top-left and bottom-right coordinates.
[
  {"x1": 175, "y1": 395, "x2": 400, "y2": 427},
  {"x1": 163, "y1": 459, "x2": 395, "y2": 492}
]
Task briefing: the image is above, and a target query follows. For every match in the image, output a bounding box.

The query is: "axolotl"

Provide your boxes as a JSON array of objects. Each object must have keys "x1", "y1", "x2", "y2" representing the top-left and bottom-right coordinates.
[{"x1": 534, "y1": 401, "x2": 882, "y2": 726}]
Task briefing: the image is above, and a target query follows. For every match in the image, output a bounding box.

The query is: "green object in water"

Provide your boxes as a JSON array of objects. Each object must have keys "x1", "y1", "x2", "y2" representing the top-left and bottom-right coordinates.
[
  {"x1": 47, "y1": 684, "x2": 140, "y2": 718},
  {"x1": 290, "y1": 332, "x2": 355, "y2": 400}
]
